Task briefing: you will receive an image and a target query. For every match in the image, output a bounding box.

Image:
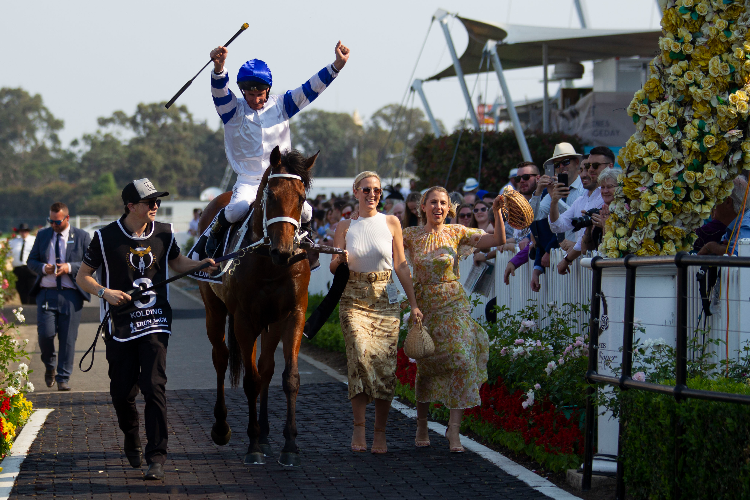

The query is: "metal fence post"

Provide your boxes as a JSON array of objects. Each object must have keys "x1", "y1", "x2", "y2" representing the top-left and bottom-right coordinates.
[
  {"x1": 616, "y1": 255, "x2": 637, "y2": 500},
  {"x1": 673, "y1": 253, "x2": 689, "y2": 500},
  {"x1": 583, "y1": 258, "x2": 603, "y2": 490}
]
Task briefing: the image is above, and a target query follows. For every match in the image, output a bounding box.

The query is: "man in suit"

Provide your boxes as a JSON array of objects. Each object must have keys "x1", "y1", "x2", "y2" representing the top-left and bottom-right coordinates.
[
  {"x1": 9, "y1": 223, "x2": 37, "y2": 305},
  {"x1": 27, "y1": 202, "x2": 92, "y2": 391}
]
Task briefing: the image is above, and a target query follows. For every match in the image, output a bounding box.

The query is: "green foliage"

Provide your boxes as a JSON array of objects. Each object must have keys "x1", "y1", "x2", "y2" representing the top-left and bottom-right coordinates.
[
  {"x1": 303, "y1": 293, "x2": 345, "y2": 353},
  {"x1": 622, "y1": 377, "x2": 750, "y2": 500},
  {"x1": 483, "y1": 301, "x2": 590, "y2": 409},
  {"x1": 412, "y1": 130, "x2": 585, "y2": 191}
]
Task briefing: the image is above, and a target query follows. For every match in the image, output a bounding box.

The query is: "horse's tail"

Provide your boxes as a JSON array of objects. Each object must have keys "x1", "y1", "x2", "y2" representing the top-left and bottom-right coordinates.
[{"x1": 227, "y1": 314, "x2": 243, "y2": 388}]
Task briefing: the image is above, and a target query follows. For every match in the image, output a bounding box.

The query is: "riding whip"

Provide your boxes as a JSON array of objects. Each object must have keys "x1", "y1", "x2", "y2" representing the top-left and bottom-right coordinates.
[
  {"x1": 164, "y1": 23, "x2": 249, "y2": 109},
  {"x1": 79, "y1": 252, "x2": 238, "y2": 373}
]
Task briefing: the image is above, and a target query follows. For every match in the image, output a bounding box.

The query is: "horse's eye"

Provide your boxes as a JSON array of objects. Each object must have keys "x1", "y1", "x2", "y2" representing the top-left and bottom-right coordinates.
[{"x1": 299, "y1": 196, "x2": 305, "y2": 205}]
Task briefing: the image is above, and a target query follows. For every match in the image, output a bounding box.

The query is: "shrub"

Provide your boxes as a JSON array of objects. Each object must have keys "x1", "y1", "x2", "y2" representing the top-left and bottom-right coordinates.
[
  {"x1": 621, "y1": 377, "x2": 750, "y2": 500},
  {"x1": 412, "y1": 130, "x2": 585, "y2": 191},
  {"x1": 303, "y1": 293, "x2": 345, "y2": 353}
]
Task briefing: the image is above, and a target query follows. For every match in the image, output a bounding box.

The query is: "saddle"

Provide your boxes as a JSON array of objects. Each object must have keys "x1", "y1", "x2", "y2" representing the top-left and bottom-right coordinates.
[{"x1": 187, "y1": 211, "x2": 254, "y2": 284}]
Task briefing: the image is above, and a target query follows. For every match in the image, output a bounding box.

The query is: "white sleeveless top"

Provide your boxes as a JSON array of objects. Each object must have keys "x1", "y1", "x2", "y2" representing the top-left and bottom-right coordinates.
[{"x1": 346, "y1": 213, "x2": 393, "y2": 273}]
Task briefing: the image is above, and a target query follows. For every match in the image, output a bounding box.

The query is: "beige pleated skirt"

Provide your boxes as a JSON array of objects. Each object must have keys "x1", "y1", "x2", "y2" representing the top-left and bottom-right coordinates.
[{"x1": 339, "y1": 270, "x2": 400, "y2": 403}]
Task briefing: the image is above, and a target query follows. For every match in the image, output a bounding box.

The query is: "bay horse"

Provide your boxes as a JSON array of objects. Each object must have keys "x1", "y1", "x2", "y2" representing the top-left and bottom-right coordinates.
[{"x1": 198, "y1": 146, "x2": 317, "y2": 466}]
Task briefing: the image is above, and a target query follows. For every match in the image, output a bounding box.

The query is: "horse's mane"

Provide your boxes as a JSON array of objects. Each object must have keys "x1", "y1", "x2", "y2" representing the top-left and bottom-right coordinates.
[{"x1": 278, "y1": 149, "x2": 313, "y2": 191}]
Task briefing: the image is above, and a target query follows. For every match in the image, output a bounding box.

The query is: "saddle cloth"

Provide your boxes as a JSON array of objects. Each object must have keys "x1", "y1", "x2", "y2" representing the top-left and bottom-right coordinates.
[{"x1": 186, "y1": 212, "x2": 251, "y2": 284}]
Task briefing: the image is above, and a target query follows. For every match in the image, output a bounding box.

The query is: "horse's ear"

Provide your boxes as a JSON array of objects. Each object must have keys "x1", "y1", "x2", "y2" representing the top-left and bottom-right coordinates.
[
  {"x1": 270, "y1": 146, "x2": 281, "y2": 167},
  {"x1": 304, "y1": 151, "x2": 320, "y2": 172}
]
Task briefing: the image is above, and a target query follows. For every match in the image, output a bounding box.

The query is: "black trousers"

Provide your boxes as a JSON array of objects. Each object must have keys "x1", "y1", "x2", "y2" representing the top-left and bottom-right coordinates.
[
  {"x1": 106, "y1": 332, "x2": 169, "y2": 465},
  {"x1": 12, "y1": 266, "x2": 36, "y2": 305}
]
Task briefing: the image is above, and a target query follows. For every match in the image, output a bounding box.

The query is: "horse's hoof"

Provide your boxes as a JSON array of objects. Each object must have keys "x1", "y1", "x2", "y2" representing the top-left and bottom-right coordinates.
[
  {"x1": 278, "y1": 452, "x2": 301, "y2": 467},
  {"x1": 211, "y1": 426, "x2": 232, "y2": 446},
  {"x1": 244, "y1": 452, "x2": 266, "y2": 465},
  {"x1": 260, "y1": 443, "x2": 274, "y2": 457}
]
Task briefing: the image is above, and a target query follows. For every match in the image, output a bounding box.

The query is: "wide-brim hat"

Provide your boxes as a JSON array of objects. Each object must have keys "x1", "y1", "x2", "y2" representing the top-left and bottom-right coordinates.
[
  {"x1": 14, "y1": 223, "x2": 31, "y2": 232},
  {"x1": 122, "y1": 178, "x2": 169, "y2": 205},
  {"x1": 543, "y1": 142, "x2": 582, "y2": 168},
  {"x1": 463, "y1": 177, "x2": 479, "y2": 192}
]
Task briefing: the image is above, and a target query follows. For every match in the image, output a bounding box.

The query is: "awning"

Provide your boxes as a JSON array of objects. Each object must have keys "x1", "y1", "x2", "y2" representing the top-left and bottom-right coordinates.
[{"x1": 426, "y1": 15, "x2": 662, "y2": 81}]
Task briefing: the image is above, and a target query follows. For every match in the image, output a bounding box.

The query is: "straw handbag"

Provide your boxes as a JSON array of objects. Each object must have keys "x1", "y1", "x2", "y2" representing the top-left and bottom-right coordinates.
[
  {"x1": 501, "y1": 186, "x2": 534, "y2": 230},
  {"x1": 403, "y1": 317, "x2": 434, "y2": 359}
]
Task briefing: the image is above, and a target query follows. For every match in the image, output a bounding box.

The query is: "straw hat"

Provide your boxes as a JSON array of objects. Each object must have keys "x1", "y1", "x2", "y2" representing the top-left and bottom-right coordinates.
[
  {"x1": 543, "y1": 142, "x2": 582, "y2": 168},
  {"x1": 501, "y1": 186, "x2": 534, "y2": 230},
  {"x1": 463, "y1": 177, "x2": 479, "y2": 192}
]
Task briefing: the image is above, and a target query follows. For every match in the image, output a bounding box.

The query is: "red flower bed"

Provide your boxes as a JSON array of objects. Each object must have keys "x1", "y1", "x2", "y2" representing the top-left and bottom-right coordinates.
[{"x1": 396, "y1": 348, "x2": 584, "y2": 456}]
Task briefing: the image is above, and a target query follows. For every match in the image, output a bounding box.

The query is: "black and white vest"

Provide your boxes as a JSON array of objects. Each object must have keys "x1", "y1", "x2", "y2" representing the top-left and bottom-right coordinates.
[{"x1": 95, "y1": 218, "x2": 176, "y2": 341}]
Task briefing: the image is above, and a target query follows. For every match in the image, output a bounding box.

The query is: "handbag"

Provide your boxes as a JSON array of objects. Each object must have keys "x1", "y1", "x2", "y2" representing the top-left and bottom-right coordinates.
[{"x1": 403, "y1": 316, "x2": 435, "y2": 360}]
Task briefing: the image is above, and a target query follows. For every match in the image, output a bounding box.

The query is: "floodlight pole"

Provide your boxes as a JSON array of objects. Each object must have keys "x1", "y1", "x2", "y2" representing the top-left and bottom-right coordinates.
[
  {"x1": 574, "y1": 0, "x2": 589, "y2": 28},
  {"x1": 543, "y1": 42, "x2": 550, "y2": 133},
  {"x1": 412, "y1": 79, "x2": 442, "y2": 137},
  {"x1": 486, "y1": 43, "x2": 532, "y2": 162},
  {"x1": 434, "y1": 9, "x2": 480, "y2": 130}
]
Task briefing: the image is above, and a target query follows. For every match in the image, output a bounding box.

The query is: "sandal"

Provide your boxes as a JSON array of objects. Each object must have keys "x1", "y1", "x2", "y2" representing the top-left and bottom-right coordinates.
[
  {"x1": 371, "y1": 426, "x2": 387, "y2": 454},
  {"x1": 445, "y1": 423, "x2": 465, "y2": 453},
  {"x1": 351, "y1": 421, "x2": 366, "y2": 452},
  {"x1": 415, "y1": 417, "x2": 431, "y2": 447}
]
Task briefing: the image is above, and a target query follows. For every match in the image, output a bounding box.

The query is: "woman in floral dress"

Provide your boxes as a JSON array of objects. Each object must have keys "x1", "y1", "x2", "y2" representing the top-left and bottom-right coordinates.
[{"x1": 403, "y1": 187, "x2": 505, "y2": 452}]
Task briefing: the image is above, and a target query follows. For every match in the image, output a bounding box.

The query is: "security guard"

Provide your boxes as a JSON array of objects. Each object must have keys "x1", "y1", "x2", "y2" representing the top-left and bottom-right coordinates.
[{"x1": 77, "y1": 178, "x2": 216, "y2": 480}]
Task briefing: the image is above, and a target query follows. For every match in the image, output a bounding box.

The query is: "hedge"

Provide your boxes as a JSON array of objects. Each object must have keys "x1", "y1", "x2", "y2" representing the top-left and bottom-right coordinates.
[
  {"x1": 412, "y1": 130, "x2": 585, "y2": 192},
  {"x1": 621, "y1": 377, "x2": 750, "y2": 500}
]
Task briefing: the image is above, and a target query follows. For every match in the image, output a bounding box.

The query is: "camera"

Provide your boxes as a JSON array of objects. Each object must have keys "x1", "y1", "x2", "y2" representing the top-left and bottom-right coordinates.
[{"x1": 571, "y1": 208, "x2": 600, "y2": 232}]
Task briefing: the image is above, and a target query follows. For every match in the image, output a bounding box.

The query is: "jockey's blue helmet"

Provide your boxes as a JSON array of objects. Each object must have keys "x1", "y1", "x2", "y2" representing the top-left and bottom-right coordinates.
[{"x1": 237, "y1": 59, "x2": 272, "y2": 91}]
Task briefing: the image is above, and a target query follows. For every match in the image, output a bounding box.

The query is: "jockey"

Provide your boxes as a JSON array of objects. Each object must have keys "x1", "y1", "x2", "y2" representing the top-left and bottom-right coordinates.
[{"x1": 206, "y1": 41, "x2": 351, "y2": 258}]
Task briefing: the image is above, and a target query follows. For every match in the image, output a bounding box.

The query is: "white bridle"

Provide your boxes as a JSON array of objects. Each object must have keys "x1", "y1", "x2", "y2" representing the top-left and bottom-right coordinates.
[{"x1": 261, "y1": 173, "x2": 303, "y2": 240}]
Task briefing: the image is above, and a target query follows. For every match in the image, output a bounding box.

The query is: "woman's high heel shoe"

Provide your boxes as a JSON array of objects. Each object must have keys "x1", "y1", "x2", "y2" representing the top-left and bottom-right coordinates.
[
  {"x1": 372, "y1": 427, "x2": 388, "y2": 454},
  {"x1": 351, "y1": 421, "x2": 367, "y2": 452},
  {"x1": 415, "y1": 417, "x2": 431, "y2": 447},
  {"x1": 445, "y1": 423, "x2": 465, "y2": 453}
]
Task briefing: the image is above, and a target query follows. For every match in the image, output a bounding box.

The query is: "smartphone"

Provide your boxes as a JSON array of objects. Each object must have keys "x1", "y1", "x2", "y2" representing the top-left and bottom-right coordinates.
[
  {"x1": 544, "y1": 163, "x2": 555, "y2": 179},
  {"x1": 558, "y1": 173, "x2": 568, "y2": 187}
]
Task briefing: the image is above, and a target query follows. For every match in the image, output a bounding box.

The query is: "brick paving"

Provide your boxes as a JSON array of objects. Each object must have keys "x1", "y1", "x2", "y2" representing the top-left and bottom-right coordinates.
[{"x1": 15, "y1": 383, "x2": 547, "y2": 499}]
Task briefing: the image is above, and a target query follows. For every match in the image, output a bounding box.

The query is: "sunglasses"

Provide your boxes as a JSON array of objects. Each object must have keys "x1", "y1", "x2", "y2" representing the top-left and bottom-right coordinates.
[
  {"x1": 458, "y1": 212, "x2": 473, "y2": 218},
  {"x1": 357, "y1": 187, "x2": 382, "y2": 196},
  {"x1": 514, "y1": 174, "x2": 535, "y2": 183},
  {"x1": 554, "y1": 158, "x2": 573, "y2": 168},
  {"x1": 137, "y1": 199, "x2": 161, "y2": 209},
  {"x1": 47, "y1": 216, "x2": 68, "y2": 225},
  {"x1": 582, "y1": 162, "x2": 611, "y2": 171},
  {"x1": 473, "y1": 207, "x2": 488, "y2": 214}
]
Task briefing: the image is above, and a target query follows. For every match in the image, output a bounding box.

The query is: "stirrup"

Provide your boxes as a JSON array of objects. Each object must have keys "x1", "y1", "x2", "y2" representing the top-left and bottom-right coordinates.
[{"x1": 206, "y1": 210, "x2": 229, "y2": 257}]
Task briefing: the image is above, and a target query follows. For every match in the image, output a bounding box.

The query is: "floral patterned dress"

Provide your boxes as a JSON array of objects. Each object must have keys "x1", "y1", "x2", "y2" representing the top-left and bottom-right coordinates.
[{"x1": 402, "y1": 224, "x2": 490, "y2": 409}]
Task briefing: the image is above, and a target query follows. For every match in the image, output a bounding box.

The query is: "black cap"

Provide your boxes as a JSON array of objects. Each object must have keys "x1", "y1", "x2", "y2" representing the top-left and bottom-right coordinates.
[
  {"x1": 122, "y1": 178, "x2": 169, "y2": 205},
  {"x1": 15, "y1": 223, "x2": 31, "y2": 232}
]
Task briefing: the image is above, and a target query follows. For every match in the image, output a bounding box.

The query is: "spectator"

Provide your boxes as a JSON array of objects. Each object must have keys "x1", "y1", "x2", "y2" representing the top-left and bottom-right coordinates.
[
  {"x1": 382, "y1": 198, "x2": 395, "y2": 214},
  {"x1": 455, "y1": 203, "x2": 474, "y2": 227},
  {"x1": 581, "y1": 167, "x2": 618, "y2": 253},
  {"x1": 449, "y1": 191, "x2": 464, "y2": 206},
  {"x1": 470, "y1": 200, "x2": 494, "y2": 233},
  {"x1": 463, "y1": 177, "x2": 479, "y2": 206},
  {"x1": 9, "y1": 223, "x2": 37, "y2": 305},
  {"x1": 404, "y1": 192, "x2": 421, "y2": 228},
  {"x1": 188, "y1": 208, "x2": 201, "y2": 236},
  {"x1": 698, "y1": 175, "x2": 750, "y2": 256},
  {"x1": 389, "y1": 202, "x2": 405, "y2": 221},
  {"x1": 551, "y1": 146, "x2": 613, "y2": 275},
  {"x1": 341, "y1": 204, "x2": 354, "y2": 220},
  {"x1": 502, "y1": 168, "x2": 518, "y2": 192}
]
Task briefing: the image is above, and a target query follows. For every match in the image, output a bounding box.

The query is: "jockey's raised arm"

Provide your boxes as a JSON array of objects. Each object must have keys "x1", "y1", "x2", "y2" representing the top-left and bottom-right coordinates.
[{"x1": 203, "y1": 41, "x2": 350, "y2": 263}]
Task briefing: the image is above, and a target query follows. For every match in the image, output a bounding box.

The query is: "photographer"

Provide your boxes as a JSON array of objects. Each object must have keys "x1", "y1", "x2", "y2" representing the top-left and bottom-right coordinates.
[
  {"x1": 580, "y1": 167, "x2": 618, "y2": 253},
  {"x1": 549, "y1": 147, "x2": 613, "y2": 275}
]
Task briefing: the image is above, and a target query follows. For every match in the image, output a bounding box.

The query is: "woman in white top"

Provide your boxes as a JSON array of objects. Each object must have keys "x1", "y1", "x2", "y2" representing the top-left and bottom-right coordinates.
[{"x1": 330, "y1": 171, "x2": 423, "y2": 454}]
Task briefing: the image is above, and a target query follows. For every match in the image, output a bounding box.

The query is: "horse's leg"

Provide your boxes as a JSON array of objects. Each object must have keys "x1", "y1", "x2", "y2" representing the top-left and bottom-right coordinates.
[
  {"x1": 257, "y1": 329, "x2": 280, "y2": 457},
  {"x1": 200, "y1": 282, "x2": 232, "y2": 446},
  {"x1": 272, "y1": 309, "x2": 305, "y2": 467},
  {"x1": 235, "y1": 315, "x2": 265, "y2": 465}
]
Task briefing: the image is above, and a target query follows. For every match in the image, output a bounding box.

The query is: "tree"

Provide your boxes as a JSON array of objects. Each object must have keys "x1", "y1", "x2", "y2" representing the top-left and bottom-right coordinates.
[
  {"x1": 290, "y1": 110, "x2": 360, "y2": 177},
  {"x1": 0, "y1": 87, "x2": 75, "y2": 187}
]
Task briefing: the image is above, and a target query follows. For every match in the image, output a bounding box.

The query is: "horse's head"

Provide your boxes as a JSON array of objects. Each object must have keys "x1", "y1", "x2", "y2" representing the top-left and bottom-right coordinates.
[{"x1": 260, "y1": 146, "x2": 317, "y2": 266}]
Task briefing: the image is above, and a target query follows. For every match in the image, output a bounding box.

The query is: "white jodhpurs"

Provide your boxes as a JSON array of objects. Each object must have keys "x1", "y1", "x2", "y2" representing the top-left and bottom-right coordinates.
[{"x1": 224, "y1": 179, "x2": 312, "y2": 224}]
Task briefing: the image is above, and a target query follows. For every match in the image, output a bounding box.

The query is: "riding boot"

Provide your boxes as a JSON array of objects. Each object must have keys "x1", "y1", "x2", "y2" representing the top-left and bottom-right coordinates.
[
  {"x1": 206, "y1": 209, "x2": 229, "y2": 258},
  {"x1": 300, "y1": 222, "x2": 319, "y2": 271},
  {"x1": 304, "y1": 263, "x2": 348, "y2": 339}
]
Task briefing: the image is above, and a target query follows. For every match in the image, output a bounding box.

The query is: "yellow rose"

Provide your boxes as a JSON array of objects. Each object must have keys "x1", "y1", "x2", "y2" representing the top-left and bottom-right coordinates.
[
  {"x1": 721, "y1": 63, "x2": 731, "y2": 76},
  {"x1": 696, "y1": 172, "x2": 706, "y2": 184},
  {"x1": 649, "y1": 193, "x2": 659, "y2": 205},
  {"x1": 739, "y1": 101, "x2": 749, "y2": 114},
  {"x1": 662, "y1": 190, "x2": 676, "y2": 201},
  {"x1": 670, "y1": 40, "x2": 682, "y2": 53},
  {"x1": 682, "y1": 0, "x2": 694, "y2": 7},
  {"x1": 682, "y1": 201, "x2": 694, "y2": 213},
  {"x1": 695, "y1": 2, "x2": 708, "y2": 15},
  {"x1": 662, "y1": 150, "x2": 674, "y2": 163},
  {"x1": 667, "y1": 115, "x2": 678, "y2": 128},
  {"x1": 684, "y1": 171, "x2": 697, "y2": 183},
  {"x1": 701, "y1": 88, "x2": 713, "y2": 101},
  {"x1": 690, "y1": 188, "x2": 705, "y2": 202},
  {"x1": 662, "y1": 240, "x2": 677, "y2": 255},
  {"x1": 661, "y1": 211, "x2": 674, "y2": 223},
  {"x1": 735, "y1": 47, "x2": 745, "y2": 60},
  {"x1": 638, "y1": 104, "x2": 650, "y2": 116},
  {"x1": 729, "y1": 93, "x2": 740, "y2": 105},
  {"x1": 619, "y1": 239, "x2": 629, "y2": 251},
  {"x1": 648, "y1": 162, "x2": 660, "y2": 174},
  {"x1": 606, "y1": 237, "x2": 618, "y2": 250},
  {"x1": 700, "y1": 77, "x2": 711, "y2": 89},
  {"x1": 684, "y1": 70, "x2": 696, "y2": 83},
  {"x1": 662, "y1": 226, "x2": 687, "y2": 240},
  {"x1": 737, "y1": 90, "x2": 748, "y2": 102},
  {"x1": 653, "y1": 172, "x2": 666, "y2": 184},
  {"x1": 616, "y1": 227, "x2": 628, "y2": 238},
  {"x1": 741, "y1": 141, "x2": 750, "y2": 154},
  {"x1": 655, "y1": 123, "x2": 669, "y2": 136},
  {"x1": 703, "y1": 135, "x2": 716, "y2": 148},
  {"x1": 716, "y1": 19, "x2": 728, "y2": 31},
  {"x1": 683, "y1": 43, "x2": 694, "y2": 55}
]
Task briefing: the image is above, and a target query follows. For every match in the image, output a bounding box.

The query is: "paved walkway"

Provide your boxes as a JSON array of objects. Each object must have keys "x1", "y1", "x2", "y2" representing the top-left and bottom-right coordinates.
[{"x1": 7, "y1": 285, "x2": 562, "y2": 499}]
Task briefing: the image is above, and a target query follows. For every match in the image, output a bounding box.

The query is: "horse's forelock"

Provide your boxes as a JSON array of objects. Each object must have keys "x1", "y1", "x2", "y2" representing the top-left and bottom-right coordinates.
[{"x1": 279, "y1": 150, "x2": 312, "y2": 191}]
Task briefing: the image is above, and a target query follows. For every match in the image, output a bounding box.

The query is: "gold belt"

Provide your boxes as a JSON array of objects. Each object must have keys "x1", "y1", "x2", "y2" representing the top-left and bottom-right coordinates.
[{"x1": 349, "y1": 270, "x2": 392, "y2": 283}]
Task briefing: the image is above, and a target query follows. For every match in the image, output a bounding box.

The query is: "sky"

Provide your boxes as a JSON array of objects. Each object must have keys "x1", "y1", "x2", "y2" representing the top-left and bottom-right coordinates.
[{"x1": 0, "y1": 0, "x2": 663, "y2": 147}]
